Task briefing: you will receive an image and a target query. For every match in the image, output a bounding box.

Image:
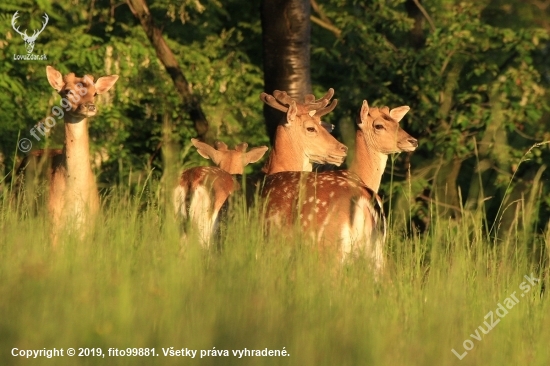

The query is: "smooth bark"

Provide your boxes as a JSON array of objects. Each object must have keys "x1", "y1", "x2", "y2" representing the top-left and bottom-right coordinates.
[{"x1": 261, "y1": 0, "x2": 312, "y2": 144}]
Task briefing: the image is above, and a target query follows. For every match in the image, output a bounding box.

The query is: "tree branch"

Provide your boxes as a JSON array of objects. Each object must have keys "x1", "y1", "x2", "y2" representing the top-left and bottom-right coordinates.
[
  {"x1": 412, "y1": 0, "x2": 435, "y2": 32},
  {"x1": 310, "y1": 15, "x2": 341, "y2": 37},
  {"x1": 310, "y1": 0, "x2": 341, "y2": 37},
  {"x1": 310, "y1": 0, "x2": 329, "y2": 23},
  {"x1": 126, "y1": 0, "x2": 210, "y2": 140}
]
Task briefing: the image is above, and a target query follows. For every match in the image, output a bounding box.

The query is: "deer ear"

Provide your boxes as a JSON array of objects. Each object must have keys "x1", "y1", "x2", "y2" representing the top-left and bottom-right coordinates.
[
  {"x1": 245, "y1": 146, "x2": 269, "y2": 164},
  {"x1": 389, "y1": 106, "x2": 410, "y2": 122},
  {"x1": 191, "y1": 138, "x2": 221, "y2": 162},
  {"x1": 46, "y1": 66, "x2": 65, "y2": 92},
  {"x1": 358, "y1": 100, "x2": 370, "y2": 124},
  {"x1": 94, "y1": 75, "x2": 119, "y2": 94},
  {"x1": 286, "y1": 101, "x2": 298, "y2": 125}
]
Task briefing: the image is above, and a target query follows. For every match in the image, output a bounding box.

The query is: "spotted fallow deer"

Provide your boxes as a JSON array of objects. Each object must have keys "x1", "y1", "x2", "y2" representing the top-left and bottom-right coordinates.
[
  {"x1": 45, "y1": 65, "x2": 118, "y2": 244},
  {"x1": 260, "y1": 88, "x2": 348, "y2": 174},
  {"x1": 174, "y1": 138, "x2": 268, "y2": 247},
  {"x1": 262, "y1": 100, "x2": 417, "y2": 275}
]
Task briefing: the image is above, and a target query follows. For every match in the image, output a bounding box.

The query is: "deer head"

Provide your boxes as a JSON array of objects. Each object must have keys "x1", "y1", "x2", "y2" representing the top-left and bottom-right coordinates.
[
  {"x1": 347, "y1": 100, "x2": 418, "y2": 192},
  {"x1": 260, "y1": 88, "x2": 347, "y2": 172},
  {"x1": 46, "y1": 66, "x2": 119, "y2": 121},
  {"x1": 12, "y1": 11, "x2": 48, "y2": 54},
  {"x1": 191, "y1": 138, "x2": 268, "y2": 175},
  {"x1": 357, "y1": 100, "x2": 418, "y2": 154}
]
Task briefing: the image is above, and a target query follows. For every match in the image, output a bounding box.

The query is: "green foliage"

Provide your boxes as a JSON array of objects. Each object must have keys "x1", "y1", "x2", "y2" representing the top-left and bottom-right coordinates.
[
  {"x1": 310, "y1": 0, "x2": 550, "y2": 231},
  {"x1": 0, "y1": 0, "x2": 267, "y2": 184}
]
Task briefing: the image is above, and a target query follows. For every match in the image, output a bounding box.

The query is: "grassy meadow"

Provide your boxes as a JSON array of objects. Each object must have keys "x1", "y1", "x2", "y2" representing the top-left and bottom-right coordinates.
[{"x1": 1, "y1": 175, "x2": 549, "y2": 366}]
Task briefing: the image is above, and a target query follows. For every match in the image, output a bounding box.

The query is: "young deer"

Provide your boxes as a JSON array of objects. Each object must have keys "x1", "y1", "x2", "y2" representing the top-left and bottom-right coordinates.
[
  {"x1": 349, "y1": 101, "x2": 418, "y2": 192},
  {"x1": 45, "y1": 65, "x2": 118, "y2": 244},
  {"x1": 174, "y1": 138, "x2": 268, "y2": 247},
  {"x1": 262, "y1": 100, "x2": 417, "y2": 274}
]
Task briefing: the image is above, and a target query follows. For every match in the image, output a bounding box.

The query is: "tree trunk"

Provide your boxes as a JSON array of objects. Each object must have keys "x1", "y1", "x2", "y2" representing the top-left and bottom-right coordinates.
[
  {"x1": 126, "y1": 0, "x2": 210, "y2": 141},
  {"x1": 405, "y1": 0, "x2": 425, "y2": 49},
  {"x1": 261, "y1": 0, "x2": 312, "y2": 144}
]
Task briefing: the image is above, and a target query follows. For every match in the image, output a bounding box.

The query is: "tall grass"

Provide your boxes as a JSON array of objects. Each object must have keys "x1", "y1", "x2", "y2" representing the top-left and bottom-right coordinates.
[{"x1": 0, "y1": 176, "x2": 549, "y2": 366}]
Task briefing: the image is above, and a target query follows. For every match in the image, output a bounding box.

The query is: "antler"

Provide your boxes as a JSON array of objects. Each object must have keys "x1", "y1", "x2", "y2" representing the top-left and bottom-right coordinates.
[
  {"x1": 315, "y1": 99, "x2": 338, "y2": 117},
  {"x1": 215, "y1": 141, "x2": 229, "y2": 151},
  {"x1": 305, "y1": 89, "x2": 338, "y2": 117},
  {"x1": 260, "y1": 92, "x2": 288, "y2": 113},
  {"x1": 272, "y1": 90, "x2": 295, "y2": 106},
  {"x1": 235, "y1": 142, "x2": 248, "y2": 152},
  {"x1": 215, "y1": 141, "x2": 249, "y2": 153},
  {"x1": 11, "y1": 11, "x2": 28, "y2": 39},
  {"x1": 303, "y1": 88, "x2": 334, "y2": 109},
  {"x1": 260, "y1": 88, "x2": 337, "y2": 117}
]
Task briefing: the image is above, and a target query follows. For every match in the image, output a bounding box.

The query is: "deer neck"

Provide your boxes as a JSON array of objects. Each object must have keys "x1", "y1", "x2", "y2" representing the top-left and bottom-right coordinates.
[
  {"x1": 349, "y1": 130, "x2": 388, "y2": 193},
  {"x1": 63, "y1": 115, "x2": 95, "y2": 189},
  {"x1": 264, "y1": 125, "x2": 311, "y2": 174}
]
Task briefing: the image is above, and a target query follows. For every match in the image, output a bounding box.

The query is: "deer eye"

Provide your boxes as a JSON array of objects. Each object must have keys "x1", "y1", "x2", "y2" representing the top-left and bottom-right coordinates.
[
  {"x1": 374, "y1": 124, "x2": 385, "y2": 130},
  {"x1": 306, "y1": 127, "x2": 316, "y2": 133}
]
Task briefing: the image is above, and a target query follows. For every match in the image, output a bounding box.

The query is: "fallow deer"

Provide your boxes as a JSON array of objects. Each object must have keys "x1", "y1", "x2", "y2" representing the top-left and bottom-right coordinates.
[
  {"x1": 260, "y1": 88, "x2": 348, "y2": 174},
  {"x1": 349, "y1": 101, "x2": 418, "y2": 192},
  {"x1": 45, "y1": 65, "x2": 118, "y2": 244},
  {"x1": 174, "y1": 138, "x2": 268, "y2": 247},
  {"x1": 262, "y1": 100, "x2": 417, "y2": 274}
]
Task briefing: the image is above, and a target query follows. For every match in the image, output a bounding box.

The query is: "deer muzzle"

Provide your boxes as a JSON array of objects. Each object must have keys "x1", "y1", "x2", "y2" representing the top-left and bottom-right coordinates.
[
  {"x1": 398, "y1": 138, "x2": 418, "y2": 152},
  {"x1": 312, "y1": 143, "x2": 348, "y2": 166}
]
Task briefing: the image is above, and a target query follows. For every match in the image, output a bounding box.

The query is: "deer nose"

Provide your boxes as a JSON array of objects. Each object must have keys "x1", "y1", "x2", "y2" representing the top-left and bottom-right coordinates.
[
  {"x1": 85, "y1": 103, "x2": 96, "y2": 112},
  {"x1": 408, "y1": 138, "x2": 418, "y2": 147}
]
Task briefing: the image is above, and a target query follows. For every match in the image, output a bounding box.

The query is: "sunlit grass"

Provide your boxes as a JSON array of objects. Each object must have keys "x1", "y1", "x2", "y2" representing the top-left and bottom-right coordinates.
[{"x1": 0, "y1": 180, "x2": 549, "y2": 366}]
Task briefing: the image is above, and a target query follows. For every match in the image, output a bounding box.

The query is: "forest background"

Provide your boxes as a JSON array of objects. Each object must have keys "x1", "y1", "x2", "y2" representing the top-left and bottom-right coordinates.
[{"x1": 0, "y1": 0, "x2": 549, "y2": 238}]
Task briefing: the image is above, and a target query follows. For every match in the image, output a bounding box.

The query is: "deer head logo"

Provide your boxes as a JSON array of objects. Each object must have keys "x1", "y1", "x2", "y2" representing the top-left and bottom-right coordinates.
[{"x1": 12, "y1": 11, "x2": 48, "y2": 54}]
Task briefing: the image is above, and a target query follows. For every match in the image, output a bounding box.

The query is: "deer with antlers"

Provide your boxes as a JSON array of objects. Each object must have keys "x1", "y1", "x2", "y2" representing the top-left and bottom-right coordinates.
[
  {"x1": 260, "y1": 88, "x2": 347, "y2": 174},
  {"x1": 12, "y1": 11, "x2": 48, "y2": 54},
  {"x1": 174, "y1": 138, "x2": 268, "y2": 247},
  {"x1": 43, "y1": 65, "x2": 118, "y2": 245},
  {"x1": 262, "y1": 98, "x2": 417, "y2": 274}
]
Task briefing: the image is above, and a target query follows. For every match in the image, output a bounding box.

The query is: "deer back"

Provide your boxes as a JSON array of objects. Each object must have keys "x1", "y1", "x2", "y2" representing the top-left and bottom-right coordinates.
[{"x1": 262, "y1": 170, "x2": 386, "y2": 261}]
